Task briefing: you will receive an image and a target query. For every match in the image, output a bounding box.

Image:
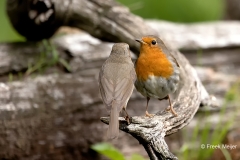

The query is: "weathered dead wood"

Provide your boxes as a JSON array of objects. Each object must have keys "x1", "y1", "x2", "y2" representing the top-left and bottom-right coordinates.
[
  {"x1": 0, "y1": 42, "x2": 44, "y2": 75},
  {"x1": 0, "y1": 74, "x2": 104, "y2": 160}
]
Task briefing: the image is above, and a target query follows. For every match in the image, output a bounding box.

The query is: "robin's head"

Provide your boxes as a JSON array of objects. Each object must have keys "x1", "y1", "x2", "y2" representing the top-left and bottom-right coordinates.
[
  {"x1": 136, "y1": 35, "x2": 164, "y2": 48},
  {"x1": 111, "y1": 43, "x2": 131, "y2": 57},
  {"x1": 136, "y1": 35, "x2": 169, "y2": 55}
]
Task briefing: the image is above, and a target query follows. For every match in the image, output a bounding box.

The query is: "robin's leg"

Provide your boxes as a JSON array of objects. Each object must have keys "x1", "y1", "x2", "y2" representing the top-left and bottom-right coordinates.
[
  {"x1": 123, "y1": 107, "x2": 130, "y2": 124},
  {"x1": 165, "y1": 95, "x2": 178, "y2": 116},
  {"x1": 145, "y1": 97, "x2": 154, "y2": 117}
]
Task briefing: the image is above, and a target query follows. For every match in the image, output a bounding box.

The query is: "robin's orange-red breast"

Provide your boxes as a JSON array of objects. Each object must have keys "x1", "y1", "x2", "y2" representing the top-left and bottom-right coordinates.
[
  {"x1": 99, "y1": 43, "x2": 136, "y2": 139},
  {"x1": 135, "y1": 35, "x2": 180, "y2": 117}
]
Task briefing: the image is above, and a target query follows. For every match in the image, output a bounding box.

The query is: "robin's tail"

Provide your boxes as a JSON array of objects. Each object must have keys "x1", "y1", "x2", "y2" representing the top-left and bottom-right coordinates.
[{"x1": 107, "y1": 100, "x2": 120, "y2": 139}]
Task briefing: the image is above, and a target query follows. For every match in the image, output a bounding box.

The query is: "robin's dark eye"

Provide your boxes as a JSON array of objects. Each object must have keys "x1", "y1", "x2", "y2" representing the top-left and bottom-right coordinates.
[{"x1": 151, "y1": 40, "x2": 156, "y2": 45}]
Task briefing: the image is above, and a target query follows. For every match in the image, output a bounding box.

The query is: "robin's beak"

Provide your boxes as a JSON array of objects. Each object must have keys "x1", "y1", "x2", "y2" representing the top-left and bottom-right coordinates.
[{"x1": 135, "y1": 39, "x2": 143, "y2": 43}]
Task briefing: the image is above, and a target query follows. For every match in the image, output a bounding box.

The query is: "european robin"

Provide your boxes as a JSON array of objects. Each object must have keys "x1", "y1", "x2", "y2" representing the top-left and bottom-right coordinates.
[
  {"x1": 135, "y1": 35, "x2": 180, "y2": 117},
  {"x1": 98, "y1": 43, "x2": 136, "y2": 139}
]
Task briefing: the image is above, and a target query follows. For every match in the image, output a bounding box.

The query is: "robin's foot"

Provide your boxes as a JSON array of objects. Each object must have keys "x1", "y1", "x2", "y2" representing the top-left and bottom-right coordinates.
[
  {"x1": 165, "y1": 106, "x2": 170, "y2": 111},
  {"x1": 124, "y1": 116, "x2": 130, "y2": 125},
  {"x1": 166, "y1": 106, "x2": 178, "y2": 117},
  {"x1": 145, "y1": 111, "x2": 155, "y2": 117}
]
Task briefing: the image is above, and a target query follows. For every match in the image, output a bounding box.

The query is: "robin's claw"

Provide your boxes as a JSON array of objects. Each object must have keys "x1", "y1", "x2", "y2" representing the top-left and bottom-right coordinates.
[
  {"x1": 124, "y1": 116, "x2": 130, "y2": 125},
  {"x1": 145, "y1": 111, "x2": 155, "y2": 118},
  {"x1": 171, "y1": 112, "x2": 178, "y2": 117},
  {"x1": 166, "y1": 106, "x2": 178, "y2": 117},
  {"x1": 165, "y1": 106, "x2": 170, "y2": 111}
]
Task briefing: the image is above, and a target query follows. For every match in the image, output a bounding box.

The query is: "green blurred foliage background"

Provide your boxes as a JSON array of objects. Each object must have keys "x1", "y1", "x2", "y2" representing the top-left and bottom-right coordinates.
[
  {"x1": 118, "y1": 0, "x2": 224, "y2": 22},
  {"x1": 0, "y1": 0, "x2": 224, "y2": 42},
  {"x1": 0, "y1": 0, "x2": 24, "y2": 42}
]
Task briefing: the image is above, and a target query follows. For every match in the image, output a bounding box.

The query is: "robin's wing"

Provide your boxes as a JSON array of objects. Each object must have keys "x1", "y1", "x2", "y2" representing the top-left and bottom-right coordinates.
[
  {"x1": 169, "y1": 54, "x2": 180, "y2": 67},
  {"x1": 161, "y1": 40, "x2": 180, "y2": 68},
  {"x1": 99, "y1": 68, "x2": 114, "y2": 109},
  {"x1": 130, "y1": 67, "x2": 137, "y2": 83},
  {"x1": 114, "y1": 76, "x2": 134, "y2": 105},
  {"x1": 99, "y1": 69, "x2": 135, "y2": 112}
]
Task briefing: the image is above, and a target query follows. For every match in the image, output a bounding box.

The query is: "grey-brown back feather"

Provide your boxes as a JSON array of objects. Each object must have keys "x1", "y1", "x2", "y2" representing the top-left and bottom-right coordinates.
[
  {"x1": 99, "y1": 51, "x2": 136, "y2": 112},
  {"x1": 107, "y1": 100, "x2": 120, "y2": 139},
  {"x1": 98, "y1": 43, "x2": 136, "y2": 139}
]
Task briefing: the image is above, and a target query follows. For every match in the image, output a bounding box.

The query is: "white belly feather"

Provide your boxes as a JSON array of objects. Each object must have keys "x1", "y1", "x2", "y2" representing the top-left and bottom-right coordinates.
[{"x1": 135, "y1": 75, "x2": 179, "y2": 99}]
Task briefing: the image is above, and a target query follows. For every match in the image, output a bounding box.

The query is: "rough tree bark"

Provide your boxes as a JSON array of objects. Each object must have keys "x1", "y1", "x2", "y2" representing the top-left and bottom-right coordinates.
[{"x1": 2, "y1": 0, "x2": 230, "y2": 159}]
